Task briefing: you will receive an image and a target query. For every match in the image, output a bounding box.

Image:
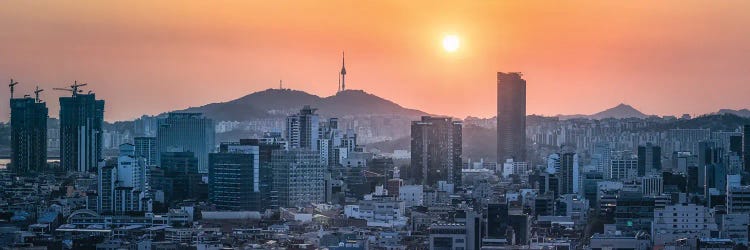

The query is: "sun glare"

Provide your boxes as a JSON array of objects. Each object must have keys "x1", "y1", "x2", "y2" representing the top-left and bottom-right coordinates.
[{"x1": 442, "y1": 35, "x2": 459, "y2": 52}]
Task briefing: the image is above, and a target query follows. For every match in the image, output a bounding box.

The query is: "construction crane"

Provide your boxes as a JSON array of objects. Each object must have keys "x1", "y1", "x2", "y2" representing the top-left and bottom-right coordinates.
[
  {"x1": 53, "y1": 81, "x2": 87, "y2": 97},
  {"x1": 9, "y1": 79, "x2": 19, "y2": 99},
  {"x1": 34, "y1": 86, "x2": 44, "y2": 102}
]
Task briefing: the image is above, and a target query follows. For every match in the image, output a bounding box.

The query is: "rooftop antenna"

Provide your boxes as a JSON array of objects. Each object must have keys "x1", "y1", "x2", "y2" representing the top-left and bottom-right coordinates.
[
  {"x1": 9, "y1": 79, "x2": 19, "y2": 99},
  {"x1": 34, "y1": 86, "x2": 44, "y2": 102}
]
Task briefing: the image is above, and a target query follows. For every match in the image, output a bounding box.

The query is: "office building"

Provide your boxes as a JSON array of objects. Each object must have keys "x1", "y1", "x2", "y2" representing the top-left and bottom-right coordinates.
[
  {"x1": 207, "y1": 139, "x2": 284, "y2": 211},
  {"x1": 610, "y1": 156, "x2": 638, "y2": 181},
  {"x1": 156, "y1": 113, "x2": 215, "y2": 173},
  {"x1": 727, "y1": 186, "x2": 750, "y2": 214},
  {"x1": 410, "y1": 116, "x2": 463, "y2": 186},
  {"x1": 271, "y1": 149, "x2": 326, "y2": 207},
  {"x1": 497, "y1": 72, "x2": 526, "y2": 162},
  {"x1": 614, "y1": 191, "x2": 655, "y2": 232},
  {"x1": 59, "y1": 92, "x2": 104, "y2": 172},
  {"x1": 652, "y1": 204, "x2": 717, "y2": 246},
  {"x1": 591, "y1": 142, "x2": 612, "y2": 174},
  {"x1": 559, "y1": 152, "x2": 579, "y2": 195},
  {"x1": 209, "y1": 142, "x2": 261, "y2": 211},
  {"x1": 719, "y1": 213, "x2": 749, "y2": 246},
  {"x1": 134, "y1": 136, "x2": 157, "y2": 166},
  {"x1": 157, "y1": 151, "x2": 203, "y2": 205},
  {"x1": 641, "y1": 175, "x2": 663, "y2": 196},
  {"x1": 10, "y1": 97, "x2": 48, "y2": 174},
  {"x1": 637, "y1": 143, "x2": 661, "y2": 176}
]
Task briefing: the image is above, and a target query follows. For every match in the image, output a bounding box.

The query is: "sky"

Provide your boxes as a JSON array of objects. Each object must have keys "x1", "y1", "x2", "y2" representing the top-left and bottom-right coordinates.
[{"x1": 1, "y1": 1, "x2": 749, "y2": 122}]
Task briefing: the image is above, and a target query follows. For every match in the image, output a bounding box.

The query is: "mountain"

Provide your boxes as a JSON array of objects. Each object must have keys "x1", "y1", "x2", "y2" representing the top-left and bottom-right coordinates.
[
  {"x1": 557, "y1": 103, "x2": 649, "y2": 120},
  {"x1": 589, "y1": 103, "x2": 648, "y2": 119},
  {"x1": 716, "y1": 109, "x2": 750, "y2": 118},
  {"x1": 175, "y1": 89, "x2": 429, "y2": 121}
]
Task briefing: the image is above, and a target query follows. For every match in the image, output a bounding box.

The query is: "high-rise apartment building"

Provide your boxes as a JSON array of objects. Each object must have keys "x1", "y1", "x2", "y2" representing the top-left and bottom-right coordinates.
[
  {"x1": 497, "y1": 72, "x2": 526, "y2": 163},
  {"x1": 285, "y1": 105, "x2": 320, "y2": 151},
  {"x1": 10, "y1": 97, "x2": 48, "y2": 174},
  {"x1": 156, "y1": 113, "x2": 214, "y2": 173},
  {"x1": 410, "y1": 116, "x2": 463, "y2": 186},
  {"x1": 59, "y1": 93, "x2": 104, "y2": 172}
]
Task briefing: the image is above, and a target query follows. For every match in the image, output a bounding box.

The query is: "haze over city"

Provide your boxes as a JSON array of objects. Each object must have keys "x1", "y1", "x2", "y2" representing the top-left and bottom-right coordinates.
[{"x1": 2, "y1": 0, "x2": 750, "y2": 121}]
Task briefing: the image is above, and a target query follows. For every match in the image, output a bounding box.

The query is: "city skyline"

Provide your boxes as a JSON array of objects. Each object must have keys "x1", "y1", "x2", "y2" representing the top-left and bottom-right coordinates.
[{"x1": 2, "y1": 1, "x2": 750, "y2": 121}]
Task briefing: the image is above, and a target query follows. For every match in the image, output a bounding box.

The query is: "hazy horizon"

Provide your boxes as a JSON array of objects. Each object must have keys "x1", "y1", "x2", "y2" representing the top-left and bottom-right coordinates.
[{"x1": 2, "y1": 1, "x2": 750, "y2": 122}]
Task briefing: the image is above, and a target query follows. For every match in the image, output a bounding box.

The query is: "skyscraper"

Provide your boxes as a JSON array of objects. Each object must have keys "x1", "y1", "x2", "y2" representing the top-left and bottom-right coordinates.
[
  {"x1": 59, "y1": 93, "x2": 104, "y2": 173},
  {"x1": 156, "y1": 113, "x2": 215, "y2": 173},
  {"x1": 134, "y1": 136, "x2": 157, "y2": 166},
  {"x1": 285, "y1": 105, "x2": 320, "y2": 151},
  {"x1": 10, "y1": 97, "x2": 48, "y2": 175},
  {"x1": 558, "y1": 152, "x2": 579, "y2": 195},
  {"x1": 209, "y1": 142, "x2": 261, "y2": 211},
  {"x1": 497, "y1": 72, "x2": 526, "y2": 163},
  {"x1": 637, "y1": 143, "x2": 661, "y2": 176},
  {"x1": 410, "y1": 116, "x2": 463, "y2": 186}
]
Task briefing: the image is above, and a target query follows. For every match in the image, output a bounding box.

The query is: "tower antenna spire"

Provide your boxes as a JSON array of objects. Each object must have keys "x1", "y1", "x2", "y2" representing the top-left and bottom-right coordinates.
[{"x1": 340, "y1": 51, "x2": 346, "y2": 91}]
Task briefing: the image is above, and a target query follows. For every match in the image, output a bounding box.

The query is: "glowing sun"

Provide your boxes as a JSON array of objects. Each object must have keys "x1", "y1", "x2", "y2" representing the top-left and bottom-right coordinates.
[{"x1": 442, "y1": 35, "x2": 460, "y2": 52}]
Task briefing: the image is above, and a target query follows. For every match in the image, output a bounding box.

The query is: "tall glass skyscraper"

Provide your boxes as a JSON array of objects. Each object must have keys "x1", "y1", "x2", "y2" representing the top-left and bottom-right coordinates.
[
  {"x1": 497, "y1": 72, "x2": 526, "y2": 163},
  {"x1": 59, "y1": 93, "x2": 104, "y2": 173},
  {"x1": 156, "y1": 113, "x2": 215, "y2": 173}
]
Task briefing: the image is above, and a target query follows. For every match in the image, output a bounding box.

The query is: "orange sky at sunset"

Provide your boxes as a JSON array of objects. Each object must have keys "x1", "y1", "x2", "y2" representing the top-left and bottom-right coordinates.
[{"x1": 1, "y1": 1, "x2": 749, "y2": 121}]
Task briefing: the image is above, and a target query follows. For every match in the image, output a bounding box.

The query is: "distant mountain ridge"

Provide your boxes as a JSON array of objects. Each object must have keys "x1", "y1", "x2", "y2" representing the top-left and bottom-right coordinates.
[
  {"x1": 556, "y1": 103, "x2": 649, "y2": 120},
  {"x1": 174, "y1": 89, "x2": 429, "y2": 121},
  {"x1": 716, "y1": 109, "x2": 750, "y2": 118}
]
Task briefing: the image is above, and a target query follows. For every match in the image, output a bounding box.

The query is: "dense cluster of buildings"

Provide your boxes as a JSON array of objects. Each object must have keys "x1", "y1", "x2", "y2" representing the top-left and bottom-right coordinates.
[{"x1": 2, "y1": 72, "x2": 750, "y2": 250}]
